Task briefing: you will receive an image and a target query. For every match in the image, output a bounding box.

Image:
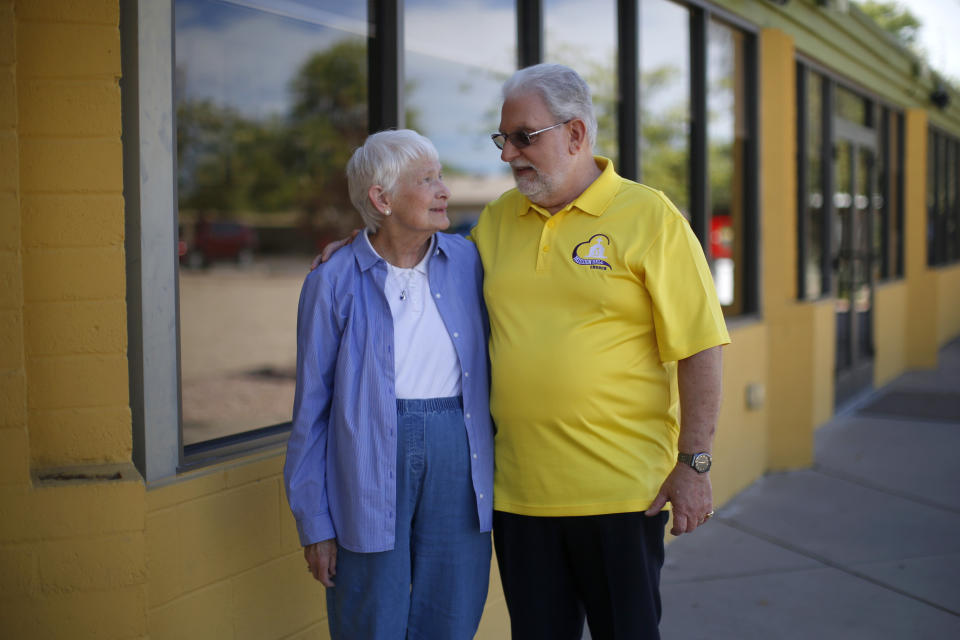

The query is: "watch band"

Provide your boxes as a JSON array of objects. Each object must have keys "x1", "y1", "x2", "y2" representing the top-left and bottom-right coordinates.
[{"x1": 678, "y1": 451, "x2": 712, "y2": 473}]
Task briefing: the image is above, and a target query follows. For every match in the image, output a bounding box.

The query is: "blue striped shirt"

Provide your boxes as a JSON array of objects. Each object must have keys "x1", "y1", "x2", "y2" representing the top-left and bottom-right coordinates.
[{"x1": 284, "y1": 232, "x2": 493, "y2": 553}]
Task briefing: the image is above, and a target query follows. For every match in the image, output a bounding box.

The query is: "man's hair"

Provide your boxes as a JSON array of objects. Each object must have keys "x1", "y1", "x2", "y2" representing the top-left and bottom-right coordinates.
[
  {"x1": 346, "y1": 129, "x2": 439, "y2": 231},
  {"x1": 502, "y1": 63, "x2": 597, "y2": 149}
]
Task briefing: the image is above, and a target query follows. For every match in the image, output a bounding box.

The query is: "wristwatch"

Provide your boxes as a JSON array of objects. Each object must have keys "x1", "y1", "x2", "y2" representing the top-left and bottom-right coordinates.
[{"x1": 678, "y1": 451, "x2": 712, "y2": 473}]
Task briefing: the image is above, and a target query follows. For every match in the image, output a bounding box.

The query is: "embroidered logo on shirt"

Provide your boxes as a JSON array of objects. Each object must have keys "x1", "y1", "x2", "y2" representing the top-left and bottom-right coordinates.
[{"x1": 572, "y1": 234, "x2": 612, "y2": 270}]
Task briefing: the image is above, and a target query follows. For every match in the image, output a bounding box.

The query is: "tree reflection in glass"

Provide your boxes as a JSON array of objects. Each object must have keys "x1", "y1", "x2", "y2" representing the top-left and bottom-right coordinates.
[{"x1": 174, "y1": 0, "x2": 368, "y2": 444}]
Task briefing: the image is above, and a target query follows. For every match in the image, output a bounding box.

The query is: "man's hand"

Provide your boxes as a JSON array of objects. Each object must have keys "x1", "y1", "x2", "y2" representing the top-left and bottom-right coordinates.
[
  {"x1": 304, "y1": 539, "x2": 338, "y2": 586},
  {"x1": 310, "y1": 229, "x2": 361, "y2": 270},
  {"x1": 645, "y1": 464, "x2": 713, "y2": 535}
]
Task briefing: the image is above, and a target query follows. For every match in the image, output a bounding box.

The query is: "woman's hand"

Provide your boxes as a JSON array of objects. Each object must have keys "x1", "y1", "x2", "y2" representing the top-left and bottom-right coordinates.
[{"x1": 304, "y1": 539, "x2": 338, "y2": 587}]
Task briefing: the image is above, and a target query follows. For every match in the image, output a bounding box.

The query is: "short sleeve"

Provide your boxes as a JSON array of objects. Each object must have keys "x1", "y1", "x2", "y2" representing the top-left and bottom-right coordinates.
[{"x1": 642, "y1": 207, "x2": 730, "y2": 362}]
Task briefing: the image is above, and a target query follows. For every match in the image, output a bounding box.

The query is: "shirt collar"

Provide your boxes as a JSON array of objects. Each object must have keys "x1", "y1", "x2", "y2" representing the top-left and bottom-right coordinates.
[
  {"x1": 355, "y1": 230, "x2": 444, "y2": 273},
  {"x1": 518, "y1": 156, "x2": 619, "y2": 218}
]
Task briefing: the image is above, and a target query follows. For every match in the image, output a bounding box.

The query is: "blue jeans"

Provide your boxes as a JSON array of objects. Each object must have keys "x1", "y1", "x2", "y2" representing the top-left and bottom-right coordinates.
[{"x1": 326, "y1": 397, "x2": 491, "y2": 640}]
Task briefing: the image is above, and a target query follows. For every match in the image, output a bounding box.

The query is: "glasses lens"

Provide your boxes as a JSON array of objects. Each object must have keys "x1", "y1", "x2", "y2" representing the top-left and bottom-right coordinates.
[
  {"x1": 511, "y1": 132, "x2": 532, "y2": 149},
  {"x1": 491, "y1": 133, "x2": 506, "y2": 150}
]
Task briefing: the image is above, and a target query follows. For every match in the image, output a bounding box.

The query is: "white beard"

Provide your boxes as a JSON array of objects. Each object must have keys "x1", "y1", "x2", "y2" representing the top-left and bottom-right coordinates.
[{"x1": 512, "y1": 163, "x2": 561, "y2": 205}]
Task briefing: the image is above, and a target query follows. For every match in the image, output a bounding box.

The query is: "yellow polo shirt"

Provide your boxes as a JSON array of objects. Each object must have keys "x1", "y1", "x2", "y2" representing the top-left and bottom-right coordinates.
[{"x1": 471, "y1": 157, "x2": 730, "y2": 516}]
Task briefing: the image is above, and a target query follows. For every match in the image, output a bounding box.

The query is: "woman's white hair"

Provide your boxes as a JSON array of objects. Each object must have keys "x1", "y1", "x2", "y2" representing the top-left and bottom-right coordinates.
[
  {"x1": 502, "y1": 63, "x2": 597, "y2": 149},
  {"x1": 346, "y1": 129, "x2": 439, "y2": 231}
]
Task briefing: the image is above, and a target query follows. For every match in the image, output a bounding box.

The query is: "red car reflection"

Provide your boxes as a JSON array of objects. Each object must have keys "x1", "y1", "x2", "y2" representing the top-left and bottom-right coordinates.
[{"x1": 179, "y1": 221, "x2": 258, "y2": 268}]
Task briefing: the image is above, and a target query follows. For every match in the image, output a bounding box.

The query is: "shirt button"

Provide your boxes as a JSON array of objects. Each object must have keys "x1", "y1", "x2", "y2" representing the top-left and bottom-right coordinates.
[
  {"x1": 542, "y1": 245, "x2": 550, "y2": 252},
  {"x1": 547, "y1": 219, "x2": 555, "y2": 228},
  {"x1": 435, "y1": 293, "x2": 441, "y2": 299},
  {"x1": 453, "y1": 332, "x2": 459, "y2": 338},
  {"x1": 464, "y1": 371, "x2": 470, "y2": 378},
  {"x1": 472, "y1": 453, "x2": 478, "y2": 459},
  {"x1": 479, "y1": 493, "x2": 485, "y2": 500},
  {"x1": 465, "y1": 413, "x2": 471, "y2": 419}
]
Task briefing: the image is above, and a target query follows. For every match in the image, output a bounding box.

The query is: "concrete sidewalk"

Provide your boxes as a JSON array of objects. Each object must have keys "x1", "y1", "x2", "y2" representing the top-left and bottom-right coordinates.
[{"x1": 660, "y1": 339, "x2": 960, "y2": 639}]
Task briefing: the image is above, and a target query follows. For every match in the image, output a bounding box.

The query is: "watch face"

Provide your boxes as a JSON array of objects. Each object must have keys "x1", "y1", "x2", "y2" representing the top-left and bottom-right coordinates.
[{"x1": 692, "y1": 453, "x2": 712, "y2": 473}]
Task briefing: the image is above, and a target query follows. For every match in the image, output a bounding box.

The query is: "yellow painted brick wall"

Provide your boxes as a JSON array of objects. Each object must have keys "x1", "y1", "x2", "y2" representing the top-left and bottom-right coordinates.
[
  {"x1": 144, "y1": 450, "x2": 511, "y2": 640},
  {"x1": 904, "y1": 109, "x2": 939, "y2": 370},
  {"x1": 146, "y1": 453, "x2": 327, "y2": 640},
  {"x1": 0, "y1": 0, "x2": 29, "y2": 495},
  {"x1": 17, "y1": 0, "x2": 130, "y2": 468},
  {"x1": 759, "y1": 28, "x2": 817, "y2": 470},
  {"x1": 874, "y1": 280, "x2": 909, "y2": 387},
  {"x1": 712, "y1": 322, "x2": 769, "y2": 505},
  {"x1": 0, "y1": 3, "x2": 147, "y2": 640}
]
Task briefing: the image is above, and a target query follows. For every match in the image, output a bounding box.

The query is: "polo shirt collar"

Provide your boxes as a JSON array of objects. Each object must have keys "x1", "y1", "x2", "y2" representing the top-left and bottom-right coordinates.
[{"x1": 518, "y1": 156, "x2": 619, "y2": 218}]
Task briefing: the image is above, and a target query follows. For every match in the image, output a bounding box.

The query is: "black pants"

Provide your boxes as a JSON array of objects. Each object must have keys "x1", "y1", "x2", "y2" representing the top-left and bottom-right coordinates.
[{"x1": 493, "y1": 510, "x2": 669, "y2": 640}]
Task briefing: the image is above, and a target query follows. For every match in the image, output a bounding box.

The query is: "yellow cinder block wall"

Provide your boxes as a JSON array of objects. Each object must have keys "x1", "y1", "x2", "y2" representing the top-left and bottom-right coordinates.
[
  {"x1": 758, "y1": 28, "x2": 829, "y2": 469},
  {"x1": 1, "y1": 2, "x2": 149, "y2": 638},
  {"x1": 874, "y1": 281, "x2": 909, "y2": 387},
  {"x1": 904, "y1": 109, "x2": 939, "y2": 370}
]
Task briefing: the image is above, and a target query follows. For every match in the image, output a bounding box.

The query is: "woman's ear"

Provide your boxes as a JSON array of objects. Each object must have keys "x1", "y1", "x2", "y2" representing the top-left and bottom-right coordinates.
[
  {"x1": 567, "y1": 119, "x2": 588, "y2": 154},
  {"x1": 368, "y1": 185, "x2": 392, "y2": 215}
]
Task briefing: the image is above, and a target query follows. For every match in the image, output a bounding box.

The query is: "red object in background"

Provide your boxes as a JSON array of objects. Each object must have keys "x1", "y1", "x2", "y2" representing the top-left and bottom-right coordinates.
[
  {"x1": 710, "y1": 215, "x2": 733, "y2": 260},
  {"x1": 180, "y1": 221, "x2": 258, "y2": 268}
]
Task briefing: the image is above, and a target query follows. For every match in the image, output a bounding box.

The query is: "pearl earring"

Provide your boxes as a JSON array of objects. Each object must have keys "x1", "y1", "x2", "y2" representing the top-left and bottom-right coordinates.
[{"x1": 384, "y1": 208, "x2": 391, "y2": 216}]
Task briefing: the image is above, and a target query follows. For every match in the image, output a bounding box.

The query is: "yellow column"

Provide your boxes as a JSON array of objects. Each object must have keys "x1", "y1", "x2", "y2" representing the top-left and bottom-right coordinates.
[
  {"x1": 0, "y1": 3, "x2": 148, "y2": 639},
  {"x1": 0, "y1": 0, "x2": 30, "y2": 488},
  {"x1": 760, "y1": 28, "x2": 826, "y2": 470},
  {"x1": 903, "y1": 108, "x2": 938, "y2": 368}
]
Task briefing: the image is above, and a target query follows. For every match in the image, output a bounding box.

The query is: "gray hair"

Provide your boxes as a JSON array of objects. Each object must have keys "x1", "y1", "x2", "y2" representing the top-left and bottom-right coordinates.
[
  {"x1": 502, "y1": 63, "x2": 597, "y2": 149},
  {"x1": 346, "y1": 129, "x2": 440, "y2": 231}
]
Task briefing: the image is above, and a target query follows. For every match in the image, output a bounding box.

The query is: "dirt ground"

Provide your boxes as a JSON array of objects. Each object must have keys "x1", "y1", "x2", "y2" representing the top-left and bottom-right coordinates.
[{"x1": 178, "y1": 257, "x2": 307, "y2": 444}]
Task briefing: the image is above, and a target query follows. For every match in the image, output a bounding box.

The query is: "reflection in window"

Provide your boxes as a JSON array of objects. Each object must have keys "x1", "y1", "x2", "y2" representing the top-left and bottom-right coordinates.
[
  {"x1": 707, "y1": 19, "x2": 747, "y2": 313},
  {"x1": 835, "y1": 85, "x2": 868, "y2": 126},
  {"x1": 638, "y1": 0, "x2": 690, "y2": 216},
  {"x1": 930, "y1": 131, "x2": 960, "y2": 265},
  {"x1": 174, "y1": 0, "x2": 367, "y2": 444},
  {"x1": 949, "y1": 139, "x2": 960, "y2": 262},
  {"x1": 545, "y1": 0, "x2": 617, "y2": 163},
  {"x1": 877, "y1": 107, "x2": 904, "y2": 280},
  {"x1": 804, "y1": 70, "x2": 824, "y2": 298},
  {"x1": 404, "y1": 0, "x2": 516, "y2": 232}
]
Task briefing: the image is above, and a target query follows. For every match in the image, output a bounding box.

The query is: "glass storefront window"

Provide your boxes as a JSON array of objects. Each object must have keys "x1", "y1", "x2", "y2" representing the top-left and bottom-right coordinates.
[
  {"x1": 877, "y1": 107, "x2": 904, "y2": 280},
  {"x1": 836, "y1": 85, "x2": 868, "y2": 126},
  {"x1": 404, "y1": 0, "x2": 516, "y2": 233},
  {"x1": 805, "y1": 70, "x2": 824, "y2": 298},
  {"x1": 545, "y1": 0, "x2": 618, "y2": 163},
  {"x1": 174, "y1": 0, "x2": 367, "y2": 445},
  {"x1": 707, "y1": 19, "x2": 748, "y2": 313},
  {"x1": 638, "y1": 0, "x2": 690, "y2": 216},
  {"x1": 948, "y1": 140, "x2": 959, "y2": 262}
]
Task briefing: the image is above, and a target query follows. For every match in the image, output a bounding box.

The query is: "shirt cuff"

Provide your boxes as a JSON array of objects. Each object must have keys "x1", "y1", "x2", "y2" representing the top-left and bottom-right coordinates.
[{"x1": 296, "y1": 513, "x2": 336, "y2": 547}]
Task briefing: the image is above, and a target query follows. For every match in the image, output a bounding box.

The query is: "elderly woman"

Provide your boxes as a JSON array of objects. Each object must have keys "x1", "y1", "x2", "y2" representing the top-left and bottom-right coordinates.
[{"x1": 283, "y1": 129, "x2": 493, "y2": 639}]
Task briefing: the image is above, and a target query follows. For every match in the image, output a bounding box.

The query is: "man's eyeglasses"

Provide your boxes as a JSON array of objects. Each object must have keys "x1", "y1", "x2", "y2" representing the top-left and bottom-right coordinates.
[{"x1": 491, "y1": 120, "x2": 571, "y2": 150}]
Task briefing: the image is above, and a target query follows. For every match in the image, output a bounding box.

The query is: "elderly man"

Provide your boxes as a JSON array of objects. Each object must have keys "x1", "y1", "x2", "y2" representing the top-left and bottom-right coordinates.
[{"x1": 469, "y1": 63, "x2": 729, "y2": 639}]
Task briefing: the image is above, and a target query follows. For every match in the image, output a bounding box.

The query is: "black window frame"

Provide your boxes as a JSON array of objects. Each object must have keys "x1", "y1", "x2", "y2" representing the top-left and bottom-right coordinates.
[{"x1": 795, "y1": 57, "x2": 906, "y2": 301}]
